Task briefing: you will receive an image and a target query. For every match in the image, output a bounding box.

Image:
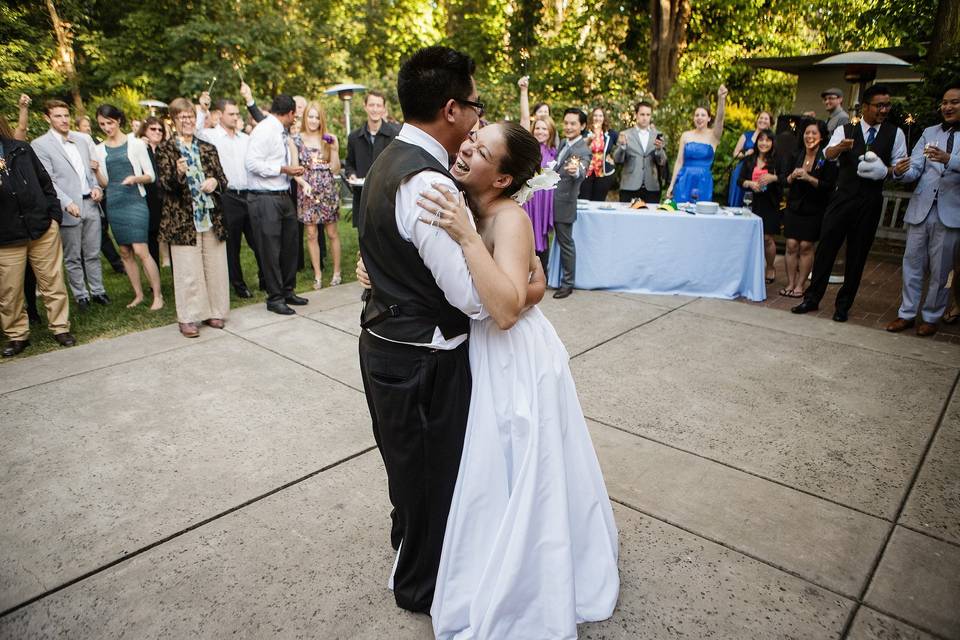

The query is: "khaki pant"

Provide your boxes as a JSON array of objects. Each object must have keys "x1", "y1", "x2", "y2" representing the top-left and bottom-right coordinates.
[
  {"x1": 0, "y1": 221, "x2": 70, "y2": 341},
  {"x1": 170, "y1": 230, "x2": 230, "y2": 323}
]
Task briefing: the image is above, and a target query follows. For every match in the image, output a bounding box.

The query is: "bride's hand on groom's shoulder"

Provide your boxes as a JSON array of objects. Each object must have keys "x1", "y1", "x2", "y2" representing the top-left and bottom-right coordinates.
[{"x1": 417, "y1": 183, "x2": 478, "y2": 246}]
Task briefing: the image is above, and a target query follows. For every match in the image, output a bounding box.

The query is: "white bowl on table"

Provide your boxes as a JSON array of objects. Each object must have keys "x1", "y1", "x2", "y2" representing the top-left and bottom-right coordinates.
[{"x1": 695, "y1": 201, "x2": 720, "y2": 215}]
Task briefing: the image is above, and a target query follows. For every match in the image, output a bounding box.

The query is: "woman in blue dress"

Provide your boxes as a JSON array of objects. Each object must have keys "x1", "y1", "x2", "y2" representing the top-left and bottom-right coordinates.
[
  {"x1": 666, "y1": 85, "x2": 728, "y2": 203},
  {"x1": 728, "y1": 111, "x2": 773, "y2": 206}
]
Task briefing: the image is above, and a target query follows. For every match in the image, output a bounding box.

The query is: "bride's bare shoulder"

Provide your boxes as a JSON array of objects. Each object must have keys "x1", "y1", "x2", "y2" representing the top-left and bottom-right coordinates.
[{"x1": 489, "y1": 198, "x2": 533, "y2": 232}]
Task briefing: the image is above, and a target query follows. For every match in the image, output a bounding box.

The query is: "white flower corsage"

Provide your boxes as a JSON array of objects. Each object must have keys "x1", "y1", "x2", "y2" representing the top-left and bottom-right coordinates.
[{"x1": 511, "y1": 164, "x2": 561, "y2": 206}]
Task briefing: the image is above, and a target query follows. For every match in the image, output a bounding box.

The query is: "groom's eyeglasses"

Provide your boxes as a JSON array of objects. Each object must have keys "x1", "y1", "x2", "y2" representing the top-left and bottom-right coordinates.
[{"x1": 457, "y1": 98, "x2": 485, "y2": 118}]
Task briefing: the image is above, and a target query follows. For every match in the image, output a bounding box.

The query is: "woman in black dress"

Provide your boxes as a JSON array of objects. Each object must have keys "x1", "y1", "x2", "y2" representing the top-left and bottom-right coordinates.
[
  {"x1": 739, "y1": 129, "x2": 781, "y2": 284},
  {"x1": 781, "y1": 120, "x2": 837, "y2": 298}
]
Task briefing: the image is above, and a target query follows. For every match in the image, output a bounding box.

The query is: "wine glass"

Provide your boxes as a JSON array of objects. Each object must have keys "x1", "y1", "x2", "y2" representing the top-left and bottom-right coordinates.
[
  {"x1": 742, "y1": 190, "x2": 754, "y2": 212},
  {"x1": 690, "y1": 187, "x2": 700, "y2": 203}
]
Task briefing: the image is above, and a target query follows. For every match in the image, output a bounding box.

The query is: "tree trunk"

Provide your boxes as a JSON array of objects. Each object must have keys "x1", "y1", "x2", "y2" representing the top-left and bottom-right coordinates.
[
  {"x1": 44, "y1": 0, "x2": 84, "y2": 114},
  {"x1": 648, "y1": 0, "x2": 691, "y2": 101},
  {"x1": 929, "y1": 0, "x2": 960, "y2": 63}
]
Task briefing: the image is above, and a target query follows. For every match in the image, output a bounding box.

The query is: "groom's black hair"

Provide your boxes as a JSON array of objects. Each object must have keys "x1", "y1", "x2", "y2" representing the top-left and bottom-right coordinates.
[{"x1": 398, "y1": 46, "x2": 476, "y2": 123}]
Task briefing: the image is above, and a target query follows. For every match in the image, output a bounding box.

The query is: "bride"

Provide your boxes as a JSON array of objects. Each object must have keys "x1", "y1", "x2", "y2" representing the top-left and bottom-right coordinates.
[{"x1": 416, "y1": 121, "x2": 619, "y2": 639}]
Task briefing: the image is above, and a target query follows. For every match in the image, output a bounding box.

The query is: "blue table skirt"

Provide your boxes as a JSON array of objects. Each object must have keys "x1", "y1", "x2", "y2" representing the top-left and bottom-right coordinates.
[{"x1": 547, "y1": 204, "x2": 767, "y2": 301}]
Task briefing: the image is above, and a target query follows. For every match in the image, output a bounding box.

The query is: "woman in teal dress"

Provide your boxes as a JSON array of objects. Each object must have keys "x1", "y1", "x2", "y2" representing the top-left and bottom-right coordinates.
[
  {"x1": 666, "y1": 85, "x2": 729, "y2": 204},
  {"x1": 94, "y1": 104, "x2": 163, "y2": 310},
  {"x1": 728, "y1": 111, "x2": 773, "y2": 206}
]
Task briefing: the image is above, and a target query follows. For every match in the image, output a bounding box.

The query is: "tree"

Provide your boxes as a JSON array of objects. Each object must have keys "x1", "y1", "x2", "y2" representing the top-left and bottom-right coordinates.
[
  {"x1": 44, "y1": 0, "x2": 83, "y2": 113},
  {"x1": 649, "y1": 0, "x2": 691, "y2": 100},
  {"x1": 930, "y1": 0, "x2": 960, "y2": 63}
]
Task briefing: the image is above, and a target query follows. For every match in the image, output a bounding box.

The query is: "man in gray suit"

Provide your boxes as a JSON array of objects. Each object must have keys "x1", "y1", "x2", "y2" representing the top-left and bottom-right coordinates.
[
  {"x1": 552, "y1": 108, "x2": 590, "y2": 299},
  {"x1": 32, "y1": 100, "x2": 107, "y2": 310},
  {"x1": 887, "y1": 83, "x2": 960, "y2": 337},
  {"x1": 614, "y1": 101, "x2": 667, "y2": 204}
]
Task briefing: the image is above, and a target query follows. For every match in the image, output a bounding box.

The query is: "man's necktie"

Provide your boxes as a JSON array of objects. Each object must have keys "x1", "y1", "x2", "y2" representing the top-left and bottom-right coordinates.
[
  {"x1": 866, "y1": 127, "x2": 876, "y2": 145},
  {"x1": 943, "y1": 124, "x2": 955, "y2": 153}
]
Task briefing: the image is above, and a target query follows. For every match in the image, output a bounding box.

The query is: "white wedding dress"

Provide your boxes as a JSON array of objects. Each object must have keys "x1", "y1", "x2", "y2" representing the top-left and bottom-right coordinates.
[{"x1": 430, "y1": 306, "x2": 620, "y2": 640}]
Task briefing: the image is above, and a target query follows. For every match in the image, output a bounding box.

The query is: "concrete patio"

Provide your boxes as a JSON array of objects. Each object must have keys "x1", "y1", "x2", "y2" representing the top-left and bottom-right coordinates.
[{"x1": 1, "y1": 282, "x2": 958, "y2": 640}]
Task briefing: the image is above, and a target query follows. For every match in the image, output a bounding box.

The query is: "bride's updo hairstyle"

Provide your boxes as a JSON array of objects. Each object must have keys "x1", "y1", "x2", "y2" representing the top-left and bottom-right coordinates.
[{"x1": 497, "y1": 121, "x2": 542, "y2": 197}]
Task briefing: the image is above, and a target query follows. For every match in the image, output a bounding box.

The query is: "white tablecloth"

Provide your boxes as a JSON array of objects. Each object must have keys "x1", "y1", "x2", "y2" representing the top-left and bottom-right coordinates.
[{"x1": 547, "y1": 202, "x2": 767, "y2": 301}]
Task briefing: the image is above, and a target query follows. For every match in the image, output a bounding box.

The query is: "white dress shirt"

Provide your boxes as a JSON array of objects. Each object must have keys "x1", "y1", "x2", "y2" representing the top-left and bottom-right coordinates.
[
  {"x1": 636, "y1": 128, "x2": 650, "y2": 151},
  {"x1": 368, "y1": 123, "x2": 485, "y2": 350},
  {"x1": 827, "y1": 119, "x2": 908, "y2": 162},
  {"x1": 196, "y1": 117, "x2": 250, "y2": 190},
  {"x1": 59, "y1": 134, "x2": 91, "y2": 194},
  {"x1": 244, "y1": 113, "x2": 290, "y2": 191}
]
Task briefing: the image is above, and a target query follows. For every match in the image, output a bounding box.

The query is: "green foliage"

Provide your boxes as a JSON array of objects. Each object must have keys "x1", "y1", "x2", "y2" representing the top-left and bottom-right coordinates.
[{"x1": 89, "y1": 86, "x2": 148, "y2": 123}]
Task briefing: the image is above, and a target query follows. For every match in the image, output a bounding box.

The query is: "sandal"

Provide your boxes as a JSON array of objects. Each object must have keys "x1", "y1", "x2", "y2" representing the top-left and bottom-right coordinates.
[
  {"x1": 943, "y1": 308, "x2": 960, "y2": 325},
  {"x1": 330, "y1": 272, "x2": 342, "y2": 286},
  {"x1": 312, "y1": 277, "x2": 323, "y2": 290},
  {"x1": 786, "y1": 289, "x2": 804, "y2": 298},
  {"x1": 766, "y1": 277, "x2": 776, "y2": 284}
]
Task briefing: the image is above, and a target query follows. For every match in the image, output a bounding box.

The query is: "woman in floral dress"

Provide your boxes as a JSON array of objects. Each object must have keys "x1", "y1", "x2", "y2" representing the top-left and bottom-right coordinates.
[{"x1": 293, "y1": 102, "x2": 341, "y2": 288}]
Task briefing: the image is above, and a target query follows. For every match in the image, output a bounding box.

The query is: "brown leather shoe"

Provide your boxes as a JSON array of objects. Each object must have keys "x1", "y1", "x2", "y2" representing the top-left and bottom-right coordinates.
[
  {"x1": 916, "y1": 322, "x2": 938, "y2": 337},
  {"x1": 203, "y1": 318, "x2": 225, "y2": 329},
  {"x1": 885, "y1": 317, "x2": 915, "y2": 333},
  {"x1": 53, "y1": 332, "x2": 77, "y2": 347},
  {"x1": 179, "y1": 322, "x2": 200, "y2": 338}
]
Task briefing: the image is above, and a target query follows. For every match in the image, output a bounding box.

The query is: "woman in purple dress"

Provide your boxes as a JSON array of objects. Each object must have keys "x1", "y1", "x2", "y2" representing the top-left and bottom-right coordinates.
[{"x1": 523, "y1": 116, "x2": 558, "y2": 275}]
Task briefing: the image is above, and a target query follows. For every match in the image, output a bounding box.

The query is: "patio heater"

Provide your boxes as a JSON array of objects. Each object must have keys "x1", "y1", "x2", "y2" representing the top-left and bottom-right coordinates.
[
  {"x1": 813, "y1": 52, "x2": 911, "y2": 284},
  {"x1": 324, "y1": 83, "x2": 367, "y2": 134},
  {"x1": 138, "y1": 99, "x2": 169, "y2": 117}
]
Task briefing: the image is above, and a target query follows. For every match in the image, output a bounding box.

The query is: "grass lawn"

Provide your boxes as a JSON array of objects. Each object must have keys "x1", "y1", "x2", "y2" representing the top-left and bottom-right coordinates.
[{"x1": 3, "y1": 214, "x2": 359, "y2": 360}]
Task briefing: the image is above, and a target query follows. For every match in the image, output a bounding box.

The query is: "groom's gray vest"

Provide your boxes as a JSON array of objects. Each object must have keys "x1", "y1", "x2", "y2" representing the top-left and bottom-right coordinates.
[{"x1": 358, "y1": 140, "x2": 469, "y2": 343}]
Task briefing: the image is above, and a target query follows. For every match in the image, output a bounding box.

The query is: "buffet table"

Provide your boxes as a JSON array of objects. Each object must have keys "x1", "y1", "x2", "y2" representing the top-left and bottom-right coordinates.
[{"x1": 546, "y1": 202, "x2": 767, "y2": 301}]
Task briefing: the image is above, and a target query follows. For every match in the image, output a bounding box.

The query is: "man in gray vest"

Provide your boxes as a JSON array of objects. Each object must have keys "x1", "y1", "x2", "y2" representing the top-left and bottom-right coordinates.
[
  {"x1": 32, "y1": 100, "x2": 107, "y2": 311},
  {"x1": 552, "y1": 108, "x2": 590, "y2": 299},
  {"x1": 822, "y1": 88, "x2": 850, "y2": 135},
  {"x1": 886, "y1": 83, "x2": 960, "y2": 336},
  {"x1": 793, "y1": 84, "x2": 907, "y2": 321},
  {"x1": 357, "y1": 45, "x2": 482, "y2": 614}
]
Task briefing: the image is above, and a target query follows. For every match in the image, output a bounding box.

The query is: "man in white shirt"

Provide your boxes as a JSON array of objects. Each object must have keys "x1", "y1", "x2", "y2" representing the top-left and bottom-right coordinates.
[
  {"x1": 31, "y1": 100, "x2": 107, "y2": 311},
  {"x1": 197, "y1": 98, "x2": 263, "y2": 298},
  {"x1": 244, "y1": 95, "x2": 305, "y2": 314},
  {"x1": 614, "y1": 100, "x2": 667, "y2": 204},
  {"x1": 793, "y1": 84, "x2": 908, "y2": 321},
  {"x1": 356, "y1": 45, "x2": 483, "y2": 614}
]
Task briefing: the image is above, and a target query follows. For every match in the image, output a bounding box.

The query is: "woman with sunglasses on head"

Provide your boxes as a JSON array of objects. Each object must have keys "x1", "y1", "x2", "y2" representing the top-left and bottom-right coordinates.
[
  {"x1": 139, "y1": 117, "x2": 167, "y2": 265},
  {"x1": 94, "y1": 104, "x2": 163, "y2": 310}
]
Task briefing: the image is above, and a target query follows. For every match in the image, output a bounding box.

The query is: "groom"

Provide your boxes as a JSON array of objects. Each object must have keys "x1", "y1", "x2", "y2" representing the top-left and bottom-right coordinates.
[{"x1": 357, "y1": 46, "x2": 483, "y2": 614}]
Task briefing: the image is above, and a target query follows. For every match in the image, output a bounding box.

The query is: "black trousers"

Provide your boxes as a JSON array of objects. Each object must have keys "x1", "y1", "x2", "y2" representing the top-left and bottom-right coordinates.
[
  {"x1": 351, "y1": 186, "x2": 363, "y2": 228},
  {"x1": 222, "y1": 191, "x2": 264, "y2": 289},
  {"x1": 358, "y1": 330, "x2": 471, "y2": 613},
  {"x1": 248, "y1": 192, "x2": 298, "y2": 304},
  {"x1": 619, "y1": 187, "x2": 661, "y2": 204},
  {"x1": 579, "y1": 174, "x2": 615, "y2": 202},
  {"x1": 804, "y1": 191, "x2": 883, "y2": 312},
  {"x1": 554, "y1": 221, "x2": 576, "y2": 289}
]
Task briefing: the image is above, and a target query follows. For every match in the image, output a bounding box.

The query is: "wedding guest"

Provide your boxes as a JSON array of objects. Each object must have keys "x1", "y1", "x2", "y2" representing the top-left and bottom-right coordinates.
[
  {"x1": 524, "y1": 116, "x2": 558, "y2": 274},
  {"x1": 155, "y1": 97, "x2": 230, "y2": 338},
  {"x1": 93, "y1": 104, "x2": 163, "y2": 310},
  {"x1": 294, "y1": 102, "x2": 342, "y2": 289},
  {"x1": 793, "y1": 84, "x2": 907, "y2": 321},
  {"x1": 518, "y1": 77, "x2": 560, "y2": 148},
  {"x1": 579, "y1": 107, "x2": 618, "y2": 201},
  {"x1": 886, "y1": 84, "x2": 960, "y2": 336},
  {"x1": 0, "y1": 119, "x2": 76, "y2": 356},
  {"x1": 344, "y1": 90, "x2": 399, "y2": 229},
  {"x1": 728, "y1": 111, "x2": 773, "y2": 206},
  {"x1": 195, "y1": 99, "x2": 264, "y2": 298},
  {"x1": 666, "y1": 85, "x2": 729, "y2": 203},
  {"x1": 822, "y1": 88, "x2": 850, "y2": 135},
  {"x1": 75, "y1": 115, "x2": 93, "y2": 138},
  {"x1": 239, "y1": 82, "x2": 267, "y2": 124},
  {"x1": 614, "y1": 101, "x2": 667, "y2": 204},
  {"x1": 739, "y1": 129, "x2": 782, "y2": 283},
  {"x1": 552, "y1": 108, "x2": 590, "y2": 299},
  {"x1": 138, "y1": 117, "x2": 166, "y2": 265},
  {"x1": 32, "y1": 99, "x2": 108, "y2": 311},
  {"x1": 244, "y1": 94, "x2": 306, "y2": 315},
  {"x1": 781, "y1": 120, "x2": 836, "y2": 298}
]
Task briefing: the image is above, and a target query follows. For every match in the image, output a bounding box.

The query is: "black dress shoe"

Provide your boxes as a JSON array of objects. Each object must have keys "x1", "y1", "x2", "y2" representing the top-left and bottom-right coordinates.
[
  {"x1": 284, "y1": 294, "x2": 308, "y2": 306},
  {"x1": 76, "y1": 297, "x2": 90, "y2": 311},
  {"x1": 832, "y1": 309, "x2": 848, "y2": 322},
  {"x1": 266, "y1": 302, "x2": 296, "y2": 315},
  {"x1": 791, "y1": 299, "x2": 819, "y2": 314},
  {"x1": 552, "y1": 287, "x2": 573, "y2": 299},
  {"x1": 1, "y1": 339, "x2": 29, "y2": 357},
  {"x1": 233, "y1": 284, "x2": 253, "y2": 299},
  {"x1": 53, "y1": 332, "x2": 77, "y2": 347},
  {"x1": 91, "y1": 293, "x2": 110, "y2": 305}
]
